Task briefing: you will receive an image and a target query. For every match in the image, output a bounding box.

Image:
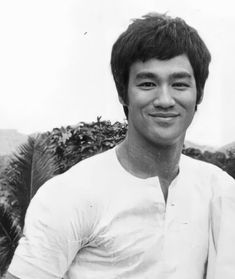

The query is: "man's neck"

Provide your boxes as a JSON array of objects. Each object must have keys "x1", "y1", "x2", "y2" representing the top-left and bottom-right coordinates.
[{"x1": 116, "y1": 134, "x2": 184, "y2": 201}]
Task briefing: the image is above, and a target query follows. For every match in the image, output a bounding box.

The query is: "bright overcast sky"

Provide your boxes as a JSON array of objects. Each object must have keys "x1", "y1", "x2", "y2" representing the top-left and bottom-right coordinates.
[{"x1": 0, "y1": 0, "x2": 235, "y2": 147}]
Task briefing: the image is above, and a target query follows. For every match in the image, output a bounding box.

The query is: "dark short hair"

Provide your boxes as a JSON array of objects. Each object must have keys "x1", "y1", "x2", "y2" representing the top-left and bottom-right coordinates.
[{"x1": 111, "y1": 13, "x2": 211, "y2": 116}]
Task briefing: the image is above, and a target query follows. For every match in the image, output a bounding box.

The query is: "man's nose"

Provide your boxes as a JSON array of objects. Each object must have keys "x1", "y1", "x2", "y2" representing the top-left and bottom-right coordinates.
[{"x1": 153, "y1": 85, "x2": 176, "y2": 108}]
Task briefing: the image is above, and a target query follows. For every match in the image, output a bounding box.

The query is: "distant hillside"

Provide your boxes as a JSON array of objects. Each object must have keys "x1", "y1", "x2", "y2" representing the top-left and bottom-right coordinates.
[
  {"x1": 0, "y1": 129, "x2": 28, "y2": 155},
  {"x1": 219, "y1": 141, "x2": 235, "y2": 156}
]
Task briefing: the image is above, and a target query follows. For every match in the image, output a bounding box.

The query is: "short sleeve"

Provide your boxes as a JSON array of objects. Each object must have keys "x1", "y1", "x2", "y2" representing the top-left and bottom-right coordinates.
[
  {"x1": 8, "y1": 178, "x2": 85, "y2": 279},
  {"x1": 207, "y1": 170, "x2": 235, "y2": 279}
]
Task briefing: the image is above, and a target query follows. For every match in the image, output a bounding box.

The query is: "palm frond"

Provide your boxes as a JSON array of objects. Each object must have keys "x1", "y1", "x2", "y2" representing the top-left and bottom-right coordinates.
[
  {"x1": 0, "y1": 134, "x2": 60, "y2": 275},
  {"x1": 0, "y1": 202, "x2": 21, "y2": 276},
  {"x1": 4, "y1": 135, "x2": 60, "y2": 223}
]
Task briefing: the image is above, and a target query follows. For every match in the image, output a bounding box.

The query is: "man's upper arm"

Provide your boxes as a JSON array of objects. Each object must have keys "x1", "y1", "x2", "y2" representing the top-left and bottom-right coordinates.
[
  {"x1": 7, "y1": 178, "x2": 84, "y2": 279},
  {"x1": 206, "y1": 169, "x2": 235, "y2": 279}
]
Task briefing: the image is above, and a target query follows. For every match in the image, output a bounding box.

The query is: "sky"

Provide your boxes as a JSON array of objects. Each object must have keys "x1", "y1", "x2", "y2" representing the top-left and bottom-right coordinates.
[{"x1": 0, "y1": 0, "x2": 235, "y2": 147}]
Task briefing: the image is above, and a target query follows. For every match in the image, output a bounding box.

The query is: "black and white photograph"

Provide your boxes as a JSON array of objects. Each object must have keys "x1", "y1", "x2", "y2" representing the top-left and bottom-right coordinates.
[{"x1": 1, "y1": 0, "x2": 235, "y2": 278}]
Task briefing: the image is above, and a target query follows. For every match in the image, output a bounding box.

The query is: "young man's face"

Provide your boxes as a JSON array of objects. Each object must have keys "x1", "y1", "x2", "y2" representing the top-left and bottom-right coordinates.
[{"x1": 124, "y1": 54, "x2": 198, "y2": 146}]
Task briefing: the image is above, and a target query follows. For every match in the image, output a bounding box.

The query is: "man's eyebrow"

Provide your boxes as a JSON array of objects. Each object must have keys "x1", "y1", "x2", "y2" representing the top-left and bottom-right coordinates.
[
  {"x1": 135, "y1": 72, "x2": 156, "y2": 80},
  {"x1": 169, "y1": 72, "x2": 193, "y2": 79},
  {"x1": 135, "y1": 71, "x2": 193, "y2": 80}
]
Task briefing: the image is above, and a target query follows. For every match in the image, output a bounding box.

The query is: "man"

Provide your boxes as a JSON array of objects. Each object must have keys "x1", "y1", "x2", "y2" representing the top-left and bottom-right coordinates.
[{"x1": 6, "y1": 13, "x2": 235, "y2": 279}]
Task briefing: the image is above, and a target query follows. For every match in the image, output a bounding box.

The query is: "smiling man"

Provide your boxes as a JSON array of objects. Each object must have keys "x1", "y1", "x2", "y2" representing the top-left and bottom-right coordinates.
[
  {"x1": 6, "y1": 13, "x2": 235, "y2": 279},
  {"x1": 117, "y1": 55, "x2": 198, "y2": 201}
]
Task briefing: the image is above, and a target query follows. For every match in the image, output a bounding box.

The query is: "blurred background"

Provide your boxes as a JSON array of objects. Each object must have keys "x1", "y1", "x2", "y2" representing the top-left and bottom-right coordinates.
[{"x1": 1, "y1": 0, "x2": 235, "y2": 150}]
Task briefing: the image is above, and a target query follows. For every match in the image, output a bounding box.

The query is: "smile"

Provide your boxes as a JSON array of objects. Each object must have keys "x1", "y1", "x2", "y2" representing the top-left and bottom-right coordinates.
[
  {"x1": 149, "y1": 112, "x2": 179, "y2": 117},
  {"x1": 148, "y1": 113, "x2": 179, "y2": 123}
]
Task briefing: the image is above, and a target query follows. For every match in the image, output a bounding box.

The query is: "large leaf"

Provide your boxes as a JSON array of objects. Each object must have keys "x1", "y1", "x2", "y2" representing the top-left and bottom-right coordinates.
[
  {"x1": 0, "y1": 135, "x2": 59, "y2": 275},
  {"x1": 0, "y1": 202, "x2": 21, "y2": 277}
]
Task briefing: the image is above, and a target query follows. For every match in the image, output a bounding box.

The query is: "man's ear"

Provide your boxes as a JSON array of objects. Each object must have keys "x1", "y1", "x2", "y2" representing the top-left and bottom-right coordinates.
[
  {"x1": 197, "y1": 90, "x2": 204, "y2": 104},
  {"x1": 118, "y1": 95, "x2": 129, "y2": 119},
  {"x1": 118, "y1": 95, "x2": 126, "y2": 106}
]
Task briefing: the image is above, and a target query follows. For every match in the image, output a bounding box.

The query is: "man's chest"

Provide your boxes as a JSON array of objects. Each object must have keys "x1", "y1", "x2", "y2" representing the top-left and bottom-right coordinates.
[{"x1": 73, "y1": 189, "x2": 210, "y2": 276}]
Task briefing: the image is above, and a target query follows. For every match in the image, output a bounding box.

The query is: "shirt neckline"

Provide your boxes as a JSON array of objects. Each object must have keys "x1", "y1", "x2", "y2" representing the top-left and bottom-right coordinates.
[{"x1": 112, "y1": 146, "x2": 182, "y2": 189}]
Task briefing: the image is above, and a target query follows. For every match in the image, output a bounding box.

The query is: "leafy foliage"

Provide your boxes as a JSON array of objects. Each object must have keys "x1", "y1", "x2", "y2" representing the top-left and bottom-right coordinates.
[
  {"x1": 0, "y1": 135, "x2": 59, "y2": 275},
  {"x1": 43, "y1": 117, "x2": 127, "y2": 174},
  {"x1": 0, "y1": 155, "x2": 10, "y2": 176},
  {"x1": 0, "y1": 203, "x2": 21, "y2": 277}
]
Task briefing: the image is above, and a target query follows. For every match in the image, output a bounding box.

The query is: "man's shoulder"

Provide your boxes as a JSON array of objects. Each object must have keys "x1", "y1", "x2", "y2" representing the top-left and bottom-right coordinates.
[
  {"x1": 76, "y1": 147, "x2": 117, "y2": 169},
  {"x1": 180, "y1": 153, "x2": 233, "y2": 184},
  {"x1": 66, "y1": 147, "x2": 117, "y2": 179},
  {"x1": 37, "y1": 148, "x2": 117, "y2": 197},
  {"x1": 26, "y1": 149, "x2": 117, "y2": 222},
  {"x1": 180, "y1": 154, "x2": 235, "y2": 195},
  {"x1": 181, "y1": 153, "x2": 223, "y2": 174}
]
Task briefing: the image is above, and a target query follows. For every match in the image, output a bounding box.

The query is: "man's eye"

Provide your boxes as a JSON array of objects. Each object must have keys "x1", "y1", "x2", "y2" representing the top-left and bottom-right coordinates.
[
  {"x1": 138, "y1": 82, "x2": 156, "y2": 89},
  {"x1": 173, "y1": 82, "x2": 190, "y2": 90}
]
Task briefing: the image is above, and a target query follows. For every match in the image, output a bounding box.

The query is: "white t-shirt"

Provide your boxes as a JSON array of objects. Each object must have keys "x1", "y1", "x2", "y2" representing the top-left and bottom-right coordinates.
[{"x1": 8, "y1": 147, "x2": 235, "y2": 279}]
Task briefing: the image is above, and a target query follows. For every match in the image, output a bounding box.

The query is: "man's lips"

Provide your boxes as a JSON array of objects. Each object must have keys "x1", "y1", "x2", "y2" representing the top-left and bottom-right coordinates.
[
  {"x1": 148, "y1": 112, "x2": 180, "y2": 125},
  {"x1": 148, "y1": 112, "x2": 180, "y2": 118}
]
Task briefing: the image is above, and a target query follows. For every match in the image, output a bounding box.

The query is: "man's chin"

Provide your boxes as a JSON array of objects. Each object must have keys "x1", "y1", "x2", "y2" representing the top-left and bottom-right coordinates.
[{"x1": 146, "y1": 132, "x2": 185, "y2": 148}]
